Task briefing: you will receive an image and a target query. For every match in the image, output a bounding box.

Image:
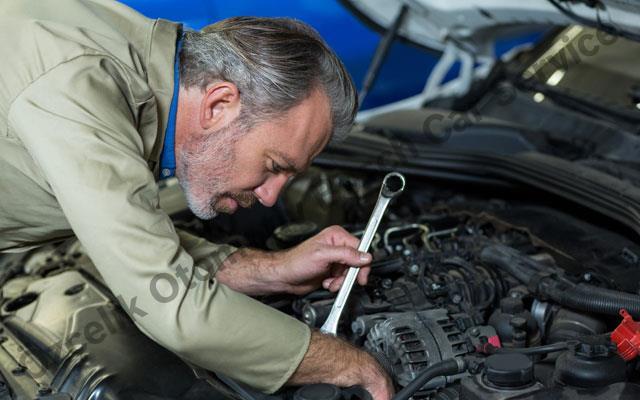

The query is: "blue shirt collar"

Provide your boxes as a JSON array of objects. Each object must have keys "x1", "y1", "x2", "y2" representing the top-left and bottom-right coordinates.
[{"x1": 159, "y1": 34, "x2": 182, "y2": 180}]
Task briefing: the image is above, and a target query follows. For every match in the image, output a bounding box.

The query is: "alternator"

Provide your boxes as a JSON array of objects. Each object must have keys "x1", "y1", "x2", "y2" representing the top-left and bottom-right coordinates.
[{"x1": 359, "y1": 309, "x2": 497, "y2": 388}]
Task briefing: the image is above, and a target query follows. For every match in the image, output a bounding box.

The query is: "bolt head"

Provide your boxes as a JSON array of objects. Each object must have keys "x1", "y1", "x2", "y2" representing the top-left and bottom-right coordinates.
[{"x1": 409, "y1": 264, "x2": 420, "y2": 275}]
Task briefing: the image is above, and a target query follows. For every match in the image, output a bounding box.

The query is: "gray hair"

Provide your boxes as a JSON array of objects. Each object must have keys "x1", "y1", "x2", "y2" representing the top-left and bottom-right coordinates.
[{"x1": 179, "y1": 17, "x2": 357, "y2": 140}]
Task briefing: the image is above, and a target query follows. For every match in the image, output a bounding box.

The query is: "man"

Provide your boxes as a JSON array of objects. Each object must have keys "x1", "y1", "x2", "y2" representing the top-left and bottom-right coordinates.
[{"x1": 0, "y1": 0, "x2": 394, "y2": 399}]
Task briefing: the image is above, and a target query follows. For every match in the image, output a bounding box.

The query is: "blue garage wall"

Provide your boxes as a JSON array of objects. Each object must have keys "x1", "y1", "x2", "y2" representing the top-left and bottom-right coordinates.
[{"x1": 120, "y1": 1, "x2": 541, "y2": 110}]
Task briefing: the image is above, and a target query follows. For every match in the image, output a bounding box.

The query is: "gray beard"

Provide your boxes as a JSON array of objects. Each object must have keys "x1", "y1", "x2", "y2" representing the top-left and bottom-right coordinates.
[{"x1": 176, "y1": 123, "x2": 239, "y2": 220}]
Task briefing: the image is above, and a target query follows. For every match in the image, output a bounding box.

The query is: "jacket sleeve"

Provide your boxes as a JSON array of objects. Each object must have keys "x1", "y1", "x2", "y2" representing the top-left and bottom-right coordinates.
[
  {"x1": 7, "y1": 55, "x2": 310, "y2": 393},
  {"x1": 175, "y1": 229, "x2": 238, "y2": 276}
]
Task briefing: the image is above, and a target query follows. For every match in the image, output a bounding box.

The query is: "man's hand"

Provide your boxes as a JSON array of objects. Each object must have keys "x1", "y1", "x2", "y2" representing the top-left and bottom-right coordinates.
[
  {"x1": 216, "y1": 226, "x2": 372, "y2": 296},
  {"x1": 275, "y1": 225, "x2": 372, "y2": 295},
  {"x1": 288, "y1": 331, "x2": 394, "y2": 400}
]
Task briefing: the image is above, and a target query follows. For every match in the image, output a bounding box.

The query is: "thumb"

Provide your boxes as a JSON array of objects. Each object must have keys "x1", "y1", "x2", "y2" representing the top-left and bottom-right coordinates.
[{"x1": 315, "y1": 245, "x2": 372, "y2": 266}]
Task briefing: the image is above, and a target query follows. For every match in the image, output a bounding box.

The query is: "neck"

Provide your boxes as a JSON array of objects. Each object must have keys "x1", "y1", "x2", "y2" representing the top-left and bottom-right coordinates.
[{"x1": 174, "y1": 86, "x2": 192, "y2": 160}]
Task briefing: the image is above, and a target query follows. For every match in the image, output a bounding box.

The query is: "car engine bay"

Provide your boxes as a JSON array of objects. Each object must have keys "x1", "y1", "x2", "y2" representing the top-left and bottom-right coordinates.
[
  {"x1": 0, "y1": 0, "x2": 640, "y2": 397},
  {"x1": 263, "y1": 168, "x2": 640, "y2": 400},
  {"x1": 1, "y1": 165, "x2": 640, "y2": 400}
]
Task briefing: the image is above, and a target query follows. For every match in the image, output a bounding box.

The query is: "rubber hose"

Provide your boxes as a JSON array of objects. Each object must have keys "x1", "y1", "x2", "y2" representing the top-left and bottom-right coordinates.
[
  {"x1": 496, "y1": 341, "x2": 571, "y2": 355},
  {"x1": 481, "y1": 244, "x2": 640, "y2": 319},
  {"x1": 479, "y1": 245, "x2": 538, "y2": 283},
  {"x1": 392, "y1": 358, "x2": 465, "y2": 400},
  {"x1": 552, "y1": 283, "x2": 640, "y2": 319}
]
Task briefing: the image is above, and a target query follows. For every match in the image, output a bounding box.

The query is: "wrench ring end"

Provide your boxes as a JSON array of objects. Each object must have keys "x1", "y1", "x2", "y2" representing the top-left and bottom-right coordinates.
[{"x1": 381, "y1": 172, "x2": 405, "y2": 198}]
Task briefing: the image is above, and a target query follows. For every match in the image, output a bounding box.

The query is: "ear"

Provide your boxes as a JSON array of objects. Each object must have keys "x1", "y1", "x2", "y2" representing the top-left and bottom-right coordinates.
[{"x1": 199, "y1": 81, "x2": 241, "y2": 130}]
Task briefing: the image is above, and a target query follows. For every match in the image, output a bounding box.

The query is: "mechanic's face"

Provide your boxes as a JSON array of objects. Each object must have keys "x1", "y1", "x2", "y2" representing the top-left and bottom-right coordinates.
[{"x1": 175, "y1": 84, "x2": 332, "y2": 219}]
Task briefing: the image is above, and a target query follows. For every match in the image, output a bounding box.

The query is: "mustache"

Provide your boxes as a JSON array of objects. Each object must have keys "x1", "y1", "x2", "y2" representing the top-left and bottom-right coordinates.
[{"x1": 222, "y1": 191, "x2": 257, "y2": 208}]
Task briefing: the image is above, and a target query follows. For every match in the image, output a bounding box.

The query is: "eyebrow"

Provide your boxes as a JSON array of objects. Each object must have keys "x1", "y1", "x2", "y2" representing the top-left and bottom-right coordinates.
[{"x1": 272, "y1": 151, "x2": 302, "y2": 174}]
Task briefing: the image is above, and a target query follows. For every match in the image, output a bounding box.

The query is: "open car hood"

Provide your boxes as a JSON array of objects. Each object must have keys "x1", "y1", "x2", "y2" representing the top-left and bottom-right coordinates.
[
  {"x1": 342, "y1": 0, "x2": 640, "y2": 57},
  {"x1": 345, "y1": 0, "x2": 640, "y2": 120}
]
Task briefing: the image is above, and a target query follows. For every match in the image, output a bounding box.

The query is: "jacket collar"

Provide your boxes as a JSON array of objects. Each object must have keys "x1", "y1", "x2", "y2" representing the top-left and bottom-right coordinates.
[
  {"x1": 145, "y1": 19, "x2": 181, "y2": 176},
  {"x1": 159, "y1": 34, "x2": 182, "y2": 180}
]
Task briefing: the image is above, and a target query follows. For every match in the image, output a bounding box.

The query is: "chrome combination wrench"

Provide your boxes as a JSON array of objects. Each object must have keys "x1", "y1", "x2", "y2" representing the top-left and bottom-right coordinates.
[{"x1": 320, "y1": 172, "x2": 406, "y2": 335}]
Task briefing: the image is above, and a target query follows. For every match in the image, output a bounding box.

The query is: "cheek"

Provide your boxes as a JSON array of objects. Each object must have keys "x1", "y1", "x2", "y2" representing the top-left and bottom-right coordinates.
[{"x1": 228, "y1": 148, "x2": 268, "y2": 190}]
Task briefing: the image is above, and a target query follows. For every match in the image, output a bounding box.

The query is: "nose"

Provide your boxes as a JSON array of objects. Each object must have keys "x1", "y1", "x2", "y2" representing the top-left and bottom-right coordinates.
[{"x1": 253, "y1": 174, "x2": 289, "y2": 207}]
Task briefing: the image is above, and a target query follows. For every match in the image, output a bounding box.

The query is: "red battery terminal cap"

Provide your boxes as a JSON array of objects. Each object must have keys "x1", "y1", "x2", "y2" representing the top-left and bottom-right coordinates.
[{"x1": 611, "y1": 309, "x2": 640, "y2": 361}]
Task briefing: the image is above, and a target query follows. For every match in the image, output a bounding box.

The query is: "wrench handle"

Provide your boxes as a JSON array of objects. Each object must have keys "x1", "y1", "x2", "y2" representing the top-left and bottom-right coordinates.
[{"x1": 320, "y1": 197, "x2": 391, "y2": 335}]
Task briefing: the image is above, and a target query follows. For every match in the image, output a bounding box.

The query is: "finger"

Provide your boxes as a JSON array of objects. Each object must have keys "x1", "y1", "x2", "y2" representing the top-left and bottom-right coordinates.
[
  {"x1": 322, "y1": 278, "x2": 335, "y2": 291},
  {"x1": 329, "y1": 275, "x2": 345, "y2": 292},
  {"x1": 321, "y1": 226, "x2": 361, "y2": 248},
  {"x1": 315, "y1": 245, "x2": 372, "y2": 266},
  {"x1": 357, "y1": 265, "x2": 371, "y2": 286}
]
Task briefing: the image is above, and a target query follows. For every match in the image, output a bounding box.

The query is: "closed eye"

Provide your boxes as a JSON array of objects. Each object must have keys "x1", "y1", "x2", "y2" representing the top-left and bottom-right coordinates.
[{"x1": 271, "y1": 160, "x2": 285, "y2": 174}]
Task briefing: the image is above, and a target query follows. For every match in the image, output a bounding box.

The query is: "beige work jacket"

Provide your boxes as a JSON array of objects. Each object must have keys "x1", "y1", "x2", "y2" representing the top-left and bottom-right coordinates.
[{"x1": 0, "y1": 0, "x2": 310, "y2": 392}]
